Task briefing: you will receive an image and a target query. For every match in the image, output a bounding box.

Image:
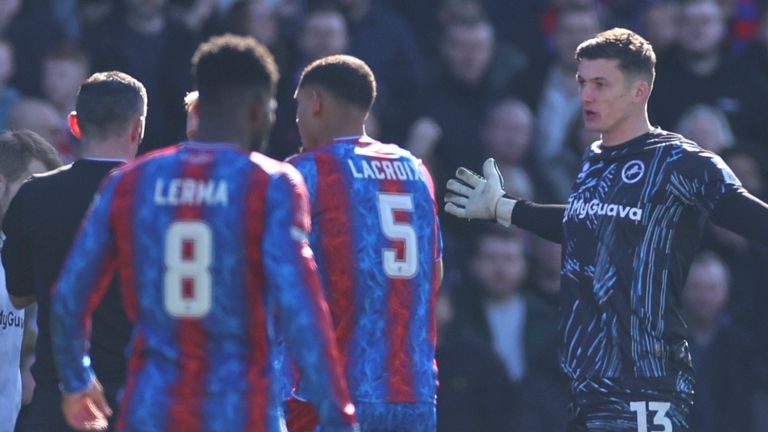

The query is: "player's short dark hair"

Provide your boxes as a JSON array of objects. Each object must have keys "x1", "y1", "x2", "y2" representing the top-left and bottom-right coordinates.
[
  {"x1": 575, "y1": 27, "x2": 656, "y2": 87},
  {"x1": 297, "y1": 54, "x2": 377, "y2": 111},
  {"x1": 191, "y1": 34, "x2": 279, "y2": 104},
  {"x1": 0, "y1": 130, "x2": 61, "y2": 181},
  {"x1": 75, "y1": 71, "x2": 147, "y2": 139}
]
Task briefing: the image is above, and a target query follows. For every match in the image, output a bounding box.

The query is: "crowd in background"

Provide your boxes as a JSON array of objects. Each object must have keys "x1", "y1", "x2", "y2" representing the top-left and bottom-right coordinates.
[{"x1": 3, "y1": 0, "x2": 768, "y2": 431}]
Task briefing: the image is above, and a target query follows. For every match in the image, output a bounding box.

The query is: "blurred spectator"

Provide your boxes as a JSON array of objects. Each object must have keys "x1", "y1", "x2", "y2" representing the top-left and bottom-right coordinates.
[
  {"x1": 480, "y1": 98, "x2": 536, "y2": 199},
  {"x1": 483, "y1": 0, "x2": 555, "y2": 65},
  {"x1": 6, "y1": 98, "x2": 68, "y2": 159},
  {"x1": 2, "y1": 1, "x2": 66, "y2": 97},
  {"x1": 717, "y1": 0, "x2": 761, "y2": 53},
  {"x1": 338, "y1": 0, "x2": 427, "y2": 142},
  {"x1": 482, "y1": 97, "x2": 533, "y2": 167},
  {"x1": 79, "y1": 0, "x2": 116, "y2": 25},
  {"x1": 650, "y1": 0, "x2": 768, "y2": 145},
  {"x1": 228, "y1": 0, "x2": 277, "y2": 45},
  {"x1": 456, "y1": 226, "x2": 559, "y2": 382},
  {"x1": 83, "y1": 0, "x2": 201, "y2": 152},
  {"x1": 452, "y1": 225, "x2": 565, "y2": 430},
  {"x1": 41, "y1": 44, "x2": 90, "y2": 119},
  {"x1": 423, "y1": 16, "x2": 526, "y2": 183},
  {"x1": 542, "y1": 114, "x2": 600, "y2": 202},
  {"x1": 640, "y1": 0, "x2": 680, "y2": 57},
  {"x1": 269, "y1": 6, "x2": 349, "y2": 159},
  {"x1": 226, "y1": 0, "x2": 288, "y2": 67},
  {"x1": 742, "y1": 4, "x2": 768, "y2": 129},
  {"x1": 49, "y1": 0, "x2": 80, "y2": 42},
  {"x1": 675, "y1": 104, "x2": 735, "y2": 154},
  {"x1": 519, "y1": 4, "x2": 601, "y2": 171},
  {"x1": 0, "y1": 38, "x2": 19, "y2": 130},
  {"x1": 390, "y1": 0, "x2": 485, "y2": 65},
  {"x1": 684, "y1": 251, "x2": 756, "y2": 432},
  {"x1": 435, "y1": 279, "x2": 517, "y2": 432},
  {"x1": 39, "y1": 44, "x2": 89, "y2": 162},
  {"x1": 527, "y1": 234, "x2": 562, "y2": 300},
  {"x1": 169, "y1": 0, "x2": 220, "y2": 34},
  {"x1": 421, "y1": 16, "x2": 528, "y2": 257},
  {"x1": 517, "y1": 234, "x2": 568, "y2": 432}
]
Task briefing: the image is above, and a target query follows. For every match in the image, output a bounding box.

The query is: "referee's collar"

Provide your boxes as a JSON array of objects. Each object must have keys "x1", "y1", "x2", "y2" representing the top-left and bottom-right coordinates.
[{"x1": 81, "y1": 157, "x2": 128, "y2": 163}]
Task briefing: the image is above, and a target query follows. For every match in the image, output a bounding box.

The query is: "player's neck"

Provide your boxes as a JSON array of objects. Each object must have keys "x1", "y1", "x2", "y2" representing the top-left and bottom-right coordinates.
[
  {"x1": 600, "y1": 114, "x2": 652, "y2": 147},
  {"x1": 80, "y1": 138, "x2": 134, "y2": 161},
  {"x1": 194, "y1": 119, "x2": 250, "y2": 150},
  {"x1": 322, "y1": 123, "x2": 365, "y2": 146}
]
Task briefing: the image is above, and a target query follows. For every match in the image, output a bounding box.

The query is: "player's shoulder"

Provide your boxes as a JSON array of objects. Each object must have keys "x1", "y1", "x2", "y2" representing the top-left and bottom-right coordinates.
[
  {"x1": 366, "y1": 139, "x2": 419, "y2": 159},
  {"x1": 113, "y1": 144, "x2": 183, "y2": 175},
  {"x1": 651, "y1": 129, "x2": 737, "y2": 179},
  {"x1": 249, "y1": 151, "x2": 305, "y2": 184},
  {"x1": 284, "y1": 150, "x2": 316, "y2": 173},
  {"x1": 21, "y1": 162, "x2": 76, "y2": 191}
]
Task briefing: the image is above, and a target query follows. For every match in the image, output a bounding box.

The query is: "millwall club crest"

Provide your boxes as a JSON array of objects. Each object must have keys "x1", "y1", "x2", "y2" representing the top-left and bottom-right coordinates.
[{"x1": 621, "y1": 160, "x2": 644, "y2": 184}]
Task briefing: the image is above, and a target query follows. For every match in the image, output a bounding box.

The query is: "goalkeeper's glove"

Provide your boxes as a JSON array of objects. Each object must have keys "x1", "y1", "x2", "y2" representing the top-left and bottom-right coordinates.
[{"x1": 443, "y1": 158, "x2": 517, "y2": 226}]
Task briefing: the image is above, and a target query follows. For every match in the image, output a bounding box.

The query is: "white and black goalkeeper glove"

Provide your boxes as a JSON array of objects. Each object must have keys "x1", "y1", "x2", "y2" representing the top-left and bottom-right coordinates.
[{"x1": 444, "y1": 158, "x2": 517, "y2": 227}]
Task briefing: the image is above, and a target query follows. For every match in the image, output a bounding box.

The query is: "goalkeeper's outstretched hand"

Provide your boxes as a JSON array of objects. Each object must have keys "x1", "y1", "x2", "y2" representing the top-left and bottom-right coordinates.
[{"x1": 444, "y1": 158, "x2": 516, "y2": 226}]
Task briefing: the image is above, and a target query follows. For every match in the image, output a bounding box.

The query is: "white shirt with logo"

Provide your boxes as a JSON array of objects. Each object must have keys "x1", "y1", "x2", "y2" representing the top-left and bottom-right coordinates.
[{"x1": 0, "y1": 235, "x2": 24, "y2": 431}]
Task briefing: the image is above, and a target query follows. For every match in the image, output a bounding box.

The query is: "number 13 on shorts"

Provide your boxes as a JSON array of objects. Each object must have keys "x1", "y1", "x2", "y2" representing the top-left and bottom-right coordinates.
[{"x1": 630, "y1": 401, "x2": 672, "y2": 432}]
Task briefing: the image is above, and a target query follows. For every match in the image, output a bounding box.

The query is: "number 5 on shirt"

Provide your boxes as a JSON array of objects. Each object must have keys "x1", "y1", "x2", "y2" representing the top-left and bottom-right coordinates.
[{"x1": 378, "y1": 193, "x2": 417, "y2": 279}]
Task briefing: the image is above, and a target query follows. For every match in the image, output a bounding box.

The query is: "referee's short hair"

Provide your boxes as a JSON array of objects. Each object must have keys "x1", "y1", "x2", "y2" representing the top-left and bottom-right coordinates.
[
  {"x1": 297, "y1": 54, "x2": 377, "y2": 112},
  {"x1": 0, "y1": 130, "x2": 61, "y2": 181},
  {"x1": 76, "y1": 71, "x2": 147, "y2": 139},
  {"x1": 575, "y1": 27, "x2": 656, "y2": 87},
  {"x1": 191, "y1": 34, "x2": 279, "y2": 105}
]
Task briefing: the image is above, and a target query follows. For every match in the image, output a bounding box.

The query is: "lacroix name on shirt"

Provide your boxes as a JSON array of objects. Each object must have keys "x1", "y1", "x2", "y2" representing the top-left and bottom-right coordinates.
[
  {"x1": 347, "y1": 159, "x2": 424, "y2": 182},
  {"x1": 154, "y1": 178, "x2": 229, "y2": 206}
]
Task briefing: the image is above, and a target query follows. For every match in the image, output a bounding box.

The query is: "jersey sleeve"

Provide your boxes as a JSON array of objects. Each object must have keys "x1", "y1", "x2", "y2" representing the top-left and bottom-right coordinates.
[
  {"x1": 262, "y1": 165, "x2": 356, "y2": 429},
  {"x1": 710, "y1": 190, "x2": 768, "y2": 244},
  {"x1": 50, "y1": 173, "x2": 121, "y2": 394},
  {"x1": 1, "y1": 183, "x2": 34, "y2": 298},
  {"x1": 684, "y1": 151, "x2": 745, "y2": 213}
]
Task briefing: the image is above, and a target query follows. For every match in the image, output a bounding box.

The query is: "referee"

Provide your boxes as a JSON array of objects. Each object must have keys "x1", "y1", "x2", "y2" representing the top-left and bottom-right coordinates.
[
  {"x1": 445, "y1": 28, "x2": 768, "y2": 431},
  {"x1": 2, "y1": 71, "x2": 146, "y2": 432}
]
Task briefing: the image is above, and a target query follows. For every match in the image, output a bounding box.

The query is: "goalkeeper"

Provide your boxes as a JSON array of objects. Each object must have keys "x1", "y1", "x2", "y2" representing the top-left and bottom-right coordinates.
[{"x1": 444, "y1": 28, "x2": 768, "y2": 432}]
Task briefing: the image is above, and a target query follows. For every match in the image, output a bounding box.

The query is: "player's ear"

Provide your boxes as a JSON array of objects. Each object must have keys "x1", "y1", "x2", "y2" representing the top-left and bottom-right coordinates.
[
  {"x1": 311, "y1": 90, "x2": 322, "y2": 116},
  {"x1": 67, "y1": 112, "x2": 81, "y2": 140},
  {"x1": 129, "y1": 115, "x2": 145, "y2": 144},
  {"x1": 634, "y1": 80, "x2": 650, "y2": 102}
]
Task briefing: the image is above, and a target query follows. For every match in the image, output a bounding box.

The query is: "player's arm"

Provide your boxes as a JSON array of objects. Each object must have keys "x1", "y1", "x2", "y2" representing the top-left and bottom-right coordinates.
[
  {"x1": 444, "y1": 158, "x2": 565, "y2": 243},
  {"x1": 710, "y1": 190, "x2": 768, "y2": 244},
  {"x1": 50, "y1": 174, "x2": 121, "y2": 430},
  {"x1": 262, "y1": 167, "x2": 358, "y2": 432},
  {"x1": 2, "y1": 184, "x2": 37, "y2": 308}
]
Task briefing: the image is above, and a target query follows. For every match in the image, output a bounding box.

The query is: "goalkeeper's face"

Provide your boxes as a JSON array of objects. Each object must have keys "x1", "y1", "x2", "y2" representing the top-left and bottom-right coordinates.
[{"x1": 577, "y1": 58, "x2": 647, "y2": 136}]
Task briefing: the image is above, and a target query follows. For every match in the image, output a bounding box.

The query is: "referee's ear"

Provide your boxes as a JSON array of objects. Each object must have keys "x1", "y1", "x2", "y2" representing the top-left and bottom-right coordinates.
[{"x1": 67, "y1": 112, "x2": 82, "y2": 140}]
